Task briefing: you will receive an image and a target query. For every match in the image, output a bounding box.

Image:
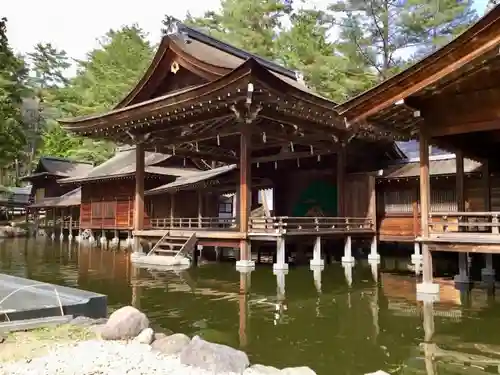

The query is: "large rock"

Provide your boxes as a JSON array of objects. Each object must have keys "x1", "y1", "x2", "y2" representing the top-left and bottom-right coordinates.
[
  {"x1": 151, "y1": 333, "x2": 191, "y2": 355},
  {"x1": 134, "y1": 328, "x2": 154, "y2": 344},
  {"x1": 180, "y1": 335, "x2": 249, "y2": 373},
  {"x1": 244, "y1": 364, "x2": 282, "y2": 374},
  {"x1": 282, "y1": 367, "x2": 317, "y2": 375},
  {"x1": 100, "y1": 306, "x2": 149, "y2": 340}
]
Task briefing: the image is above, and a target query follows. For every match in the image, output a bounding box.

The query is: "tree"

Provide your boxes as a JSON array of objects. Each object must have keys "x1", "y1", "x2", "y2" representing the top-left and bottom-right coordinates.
[
  {"x1": 276, "y1": 6, "x2": 376, "y2": 102},
  {"x1": 27, "y1": 43, "x2": 70, "y2": 91},
  {"x1": 182, "y1": 0, "x2": 292, "y2": 60},
  {"x1": 330, "y1": 0, "x2": 478, "y2": 80},
  {"x1": 35, "y1": 25, "x2": 154, "y2": 164},
  {"x1": 0, "y1": 17, "x2": 28, "y2": 183}
]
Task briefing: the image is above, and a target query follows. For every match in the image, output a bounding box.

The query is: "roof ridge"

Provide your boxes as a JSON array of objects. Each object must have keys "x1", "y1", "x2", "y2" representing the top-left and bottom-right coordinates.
[{"x1": 40, "y1": 156, "x2": 94, "y2": 165}]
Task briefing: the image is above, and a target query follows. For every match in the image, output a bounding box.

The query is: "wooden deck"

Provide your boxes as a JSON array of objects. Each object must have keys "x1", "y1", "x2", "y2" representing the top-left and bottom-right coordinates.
[{"x1": 420, "y1": 211, "x2": 500, "y2": 253}]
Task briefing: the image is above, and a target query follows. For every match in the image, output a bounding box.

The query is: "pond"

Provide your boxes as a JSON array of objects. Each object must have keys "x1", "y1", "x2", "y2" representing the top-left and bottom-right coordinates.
[{"x1": 1, "y1": 238, "x2": 500, "y2": 374}]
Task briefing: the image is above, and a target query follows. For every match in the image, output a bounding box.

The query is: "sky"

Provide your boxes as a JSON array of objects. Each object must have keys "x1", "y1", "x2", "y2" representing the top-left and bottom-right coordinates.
[{"x1": 3, "y1": 0, "x2": 490, "y2": 62}]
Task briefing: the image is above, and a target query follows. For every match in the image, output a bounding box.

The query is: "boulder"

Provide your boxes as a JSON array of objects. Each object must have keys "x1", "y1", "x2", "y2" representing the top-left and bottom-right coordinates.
[
  {"x1": 282, "y1": 367, "x2": 317, "y2": 375},
  {"x1": 134, "y1": 328, "x2": 154, "y2": 344},
  {"x1": 100, "y1": 306, "x2": 149, "y2": 340},
  {"x1": 365, "y1": 372, "x2": 390, "y2": 375},
  {"x1": 244, "y1": 364, "x2": 282, "y2": 374},
  {"x1": 151, "y1": 333, "x2": 191, "y2": 355},
  {"x1": 180, "y1": 335, "x2": 249, "y2": 373},
  {"x1": 153, "y1": 332, "x2": 168, "y2": 342}
]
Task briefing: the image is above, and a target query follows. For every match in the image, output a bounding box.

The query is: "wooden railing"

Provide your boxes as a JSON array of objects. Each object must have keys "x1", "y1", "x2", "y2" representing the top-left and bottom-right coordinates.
[
  {"x1": 42, "y1": 219, "x2": 79, "y2": 229},
  {"x1": 150, "y1": 217, "x2": 236, "y2": 230},
  {"x1": 429, "y1": 212, "x2": 500, "y2": 235},
  {"x1": 249, "y1": 216, "x2": 374, "y2": 235}
]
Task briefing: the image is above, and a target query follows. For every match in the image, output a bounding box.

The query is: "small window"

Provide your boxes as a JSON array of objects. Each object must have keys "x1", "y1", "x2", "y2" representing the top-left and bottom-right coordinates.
[
  {"x1": 91, "y1": 202, "x2": 102, "y2": 218},
  {"x1": 103, "y1": 202, "x2": 116, "y2": 219},
  {"x1": 219, "y1": 202, "x2": 232, "y2": 214}
]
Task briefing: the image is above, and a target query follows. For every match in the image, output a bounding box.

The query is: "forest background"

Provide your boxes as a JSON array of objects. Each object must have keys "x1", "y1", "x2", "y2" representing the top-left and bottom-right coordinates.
[{"x1": 0, "y1": 0, "x2": 495, "y2": 186}]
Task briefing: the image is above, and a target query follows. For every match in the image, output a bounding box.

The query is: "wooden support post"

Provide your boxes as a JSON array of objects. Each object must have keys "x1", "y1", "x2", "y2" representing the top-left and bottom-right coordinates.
[
  {"x1": 133, "y1": 142, "x2": 145, "y2": 252},
  {"x1": 197, "y1": 191, "x2": 202, "y2": 228},
  {"x1": 483, "y1": 161, "x2": 491, "y2": 211},
  {"x1": 170, "y1": 193, "x2": 175, "y2": 228},
  {"x1": 456, "y1": 151, "x2": 465, "y2": 212},
  {"x1": 68, "y1": 207, "x2": 73, "y2": 241},
  {"x1": 238, "y1": 123, "x2": 251, "y2": 262},
  {"x1": 59, "y1": 208, "x2": 64, "y2": 240},
  {"x1": 417, "y1": 132, "x2": 439, "y2": 296},
  {"x1": 337, "y1": 144, "x2": 346, "y2": 217}
]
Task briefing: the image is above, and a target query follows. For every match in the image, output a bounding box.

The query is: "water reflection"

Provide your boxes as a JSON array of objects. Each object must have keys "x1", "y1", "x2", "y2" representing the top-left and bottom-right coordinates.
[{"x1": 3, "y1": 239, "x2": 500, "y2": 374}]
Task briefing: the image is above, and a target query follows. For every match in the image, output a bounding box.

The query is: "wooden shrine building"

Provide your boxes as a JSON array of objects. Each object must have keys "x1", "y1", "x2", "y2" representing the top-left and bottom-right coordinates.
[
  {"x1": 338, "y1": 4, "x2": 500, "y2": 294},
  {"x1": 59, "y1": 21, "x2": 403, "y2": 269}
]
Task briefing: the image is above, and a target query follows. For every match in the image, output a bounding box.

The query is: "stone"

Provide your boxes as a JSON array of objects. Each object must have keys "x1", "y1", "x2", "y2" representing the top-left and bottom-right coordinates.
[
  {"x1": 180, "y1": 335, "x2": 249, "y2": 373},
  {"x1": 153, "y1": 332, "x2": 168, "y2": 342},
  {"x1": 151, "y1": 333, "x2": 190, "y2": 355},
  {"x1": 365, "y1": 371, "x2": 390, "y2": 375},
  {"x1": 100, "y1": 306, "x2": 149, "y2": 340},
  {"x1": 134, "y1": 328, "x2": 154, "y2": 344},
  {"x1": 244, "y1": 364, "x2": 282, "y2": 374},
  {"x1": 282, "y1": 367, "x2": 317, "y2": 375}
]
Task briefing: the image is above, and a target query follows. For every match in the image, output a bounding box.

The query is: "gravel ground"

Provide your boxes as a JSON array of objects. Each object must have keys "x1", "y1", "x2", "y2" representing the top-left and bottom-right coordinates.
[{"x1": 0, "y1": 340, "x2": 239, "y2": 375}]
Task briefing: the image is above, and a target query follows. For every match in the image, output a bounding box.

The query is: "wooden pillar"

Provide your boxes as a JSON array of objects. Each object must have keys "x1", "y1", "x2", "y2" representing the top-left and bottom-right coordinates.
[
  {"x1": 197, "y1": 191, "x2": 202, "y2": 228},
  {"x1": 419, "y1": 132, "x2": 433, "y2": 286},
  {"x1": 69, "y1": 207, "x2": 73, "y2": 237},
  {"x1": 483, "y1": 160, "x2": 491, "y2": 211},
  {"x1": 170, "y1": 193, "x2": 175, "y2": 227},
  {"x1": 239, "y1": 123, "x2": 252, "y2": 261},
  {"x1": 456, "y1": 151, "x2": 465, "y2": 212},
  {"x1": 337, "y1": 144, "x2": 346, "y2": 216},
  {"x1": 133, "y1": 142, "x2": 145, "y2": 251}
]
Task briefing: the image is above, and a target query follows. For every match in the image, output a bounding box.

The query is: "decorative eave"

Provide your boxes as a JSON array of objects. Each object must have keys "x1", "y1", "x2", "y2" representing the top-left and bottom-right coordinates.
[
  {"x1": 337, "y1": 5, "x2": 500, "y2": 137},
  {"x1": 59, "y1": 59, "x2": 345, "y2": 142},
  {"x1": 59, "y1": 170, "x2": 176, "y2": 185}
]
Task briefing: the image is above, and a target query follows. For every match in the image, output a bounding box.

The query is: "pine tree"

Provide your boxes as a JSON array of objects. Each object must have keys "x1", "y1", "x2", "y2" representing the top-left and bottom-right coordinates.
[{"x1": 330, "y1": 0, "x2": 478, "y2": 80}]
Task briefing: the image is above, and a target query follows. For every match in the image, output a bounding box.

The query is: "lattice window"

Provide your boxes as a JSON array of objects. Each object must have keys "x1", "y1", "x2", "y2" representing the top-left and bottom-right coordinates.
[
  {"x1": 103, "y1": 202, "x2": 116, "y2": 219},
  {"x1": 430, "y1": 189, "x2": 457, "y2": 212},
  {"x1": 383, "y1": 190, "x2": 415, "y2": 214}
]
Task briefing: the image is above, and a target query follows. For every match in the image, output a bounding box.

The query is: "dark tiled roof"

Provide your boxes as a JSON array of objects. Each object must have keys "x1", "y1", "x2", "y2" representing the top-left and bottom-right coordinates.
[
  {"x1": 22, "y1": 157, "x2": 93, "y2": 181},
  {"x1": 379, "y1": 156, "x2": 482, "y2": 179},
  {"x1": 146, "y1": 164, "x2": 237, "y2": 195},
  {"x1": 30, "y1": 187, "x2": 81, "y2": 208},
  {"x1": 59, "y1": 149, "x2": 198, "y2": 184}
]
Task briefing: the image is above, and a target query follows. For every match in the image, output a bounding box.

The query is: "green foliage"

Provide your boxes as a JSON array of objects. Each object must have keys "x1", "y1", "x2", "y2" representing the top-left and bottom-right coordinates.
[
  {"x1": 31, "y1": 25, "x2": 154, "y2": 165},
  {"x1": 329, "y1": 0, "x2": 478, "y2": 79},
  {"x1": 0, "y1": 18, "x2": 28, "y2": 170}
]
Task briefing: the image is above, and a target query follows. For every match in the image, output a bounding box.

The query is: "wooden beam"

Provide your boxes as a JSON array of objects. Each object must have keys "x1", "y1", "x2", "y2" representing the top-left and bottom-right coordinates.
[
  {"x1": 252, "y1": 150, "x2": 335, "y2": 164},
  {"x1": 133, "y1": 142, "x2": 145, "y2": 246},
  {"x1": 349, "y1": 34, "x2": 500, "y2": 124},
  {"x1": 430, "y1": 119, "x2": 500, "y2": 137}
]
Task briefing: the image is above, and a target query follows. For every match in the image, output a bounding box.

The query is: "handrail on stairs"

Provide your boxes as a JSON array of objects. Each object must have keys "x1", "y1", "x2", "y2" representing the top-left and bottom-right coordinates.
[
  {"x1": 147, "y1": 231, "x2": 170, "y2": 256},
  {"x1": 174, "y1": 233, "x2": 197, "y2": 260}
]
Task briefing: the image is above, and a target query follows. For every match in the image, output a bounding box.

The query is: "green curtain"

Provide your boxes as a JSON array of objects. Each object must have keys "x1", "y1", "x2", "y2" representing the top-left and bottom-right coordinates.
[{"x1": 292, "y1": 180, "x2": 337, "y2": 217}]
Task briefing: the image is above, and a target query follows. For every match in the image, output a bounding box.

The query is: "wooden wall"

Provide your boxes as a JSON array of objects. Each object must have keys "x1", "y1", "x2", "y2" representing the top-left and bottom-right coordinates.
[
  {"x1": 147, "y1": 190, "x2": 220, "y2": 221},
  {"x1": 376, "y1": 174, "x2": 490, "y2": 241},
  {"x1": 31, "y1": 177, "x2": 74, "y2": 203}
]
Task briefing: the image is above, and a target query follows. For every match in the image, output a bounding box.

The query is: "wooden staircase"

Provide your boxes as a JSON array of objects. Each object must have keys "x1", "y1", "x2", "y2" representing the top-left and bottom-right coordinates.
[{"x1": 147, "y1": 232, "x2": 197, "y2": 260}]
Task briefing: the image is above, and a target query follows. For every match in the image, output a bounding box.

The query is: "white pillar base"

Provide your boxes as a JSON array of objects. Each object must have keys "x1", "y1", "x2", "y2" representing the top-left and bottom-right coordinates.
[
  {"x1": 481, "y1": 267, "x2": 496, "y2": 277},
  {"x1": 416, "y1": 282, "x2": 440, "y2": 295},
  {"x1": 236, "y1": 260, "x2": 255, "y2": 271},
  {"x1": 273, "y1": 268, "x2": 289, "y2": 276},
  {"x1": 273, "y1": 262, "x2": 289, "y2": 271},
  {"x1": 341, "y1": 256, "x2": 355, "y2": 263},
  {"x1": 68, "y1": 234, "x2": 73, "y2": 242},
  {"x1": 59, "y1": 233, "x2": 64, "y2": 241},
  {"x1": 309, "y1": 258, "x2": 325, "y2": 267},
  {"x1": 51, "y1": 233, "x2": 55, "y2": 240},
  {"x1": 454, "y1": 274, "x2": 470, "y2": 284},
  {"x1": 411, "y1": 254, "x2": 423, "y2": 263},
  {"x1": 368, "y1": 253, "x2": 381, "y2": 262},
  {"x1": 100, "y1": 236, "x2": 107, "y2": 245},
  {"x1": 309, "y1": 263, "x2": 325, "y2": 271}
]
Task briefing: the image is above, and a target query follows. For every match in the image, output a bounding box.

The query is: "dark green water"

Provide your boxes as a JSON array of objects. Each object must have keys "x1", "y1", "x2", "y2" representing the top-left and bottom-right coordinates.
[{"x1": 1, "y1": 238, "x2": 500, "y2": 375}]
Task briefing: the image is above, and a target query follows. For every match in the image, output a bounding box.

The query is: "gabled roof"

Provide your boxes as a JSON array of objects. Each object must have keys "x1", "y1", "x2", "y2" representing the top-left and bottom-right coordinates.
[
  {"x1": 22, "y1": 157, "x2": 94, "y2": 181},
  {"x1": 378, "y1": 155, "x2": 482, "y2": 180},
  {"x1": 59, "y1": 148, "x2": 199, "y2": 184},
  {"x1": 146, "y1": 164, "x2": 237, "y2": 195},
  {"x1": 115, "y1": 21, "x2": 308, "y2": 109},
  {"x1": 30, "y1": 187, "x2": 81, "y2": 208}
]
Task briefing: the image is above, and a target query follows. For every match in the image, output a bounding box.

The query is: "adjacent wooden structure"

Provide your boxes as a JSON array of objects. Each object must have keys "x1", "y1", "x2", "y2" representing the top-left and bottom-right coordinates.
[{"x1": 339, "y1": 5, "x2": 500, "y2": 291}]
